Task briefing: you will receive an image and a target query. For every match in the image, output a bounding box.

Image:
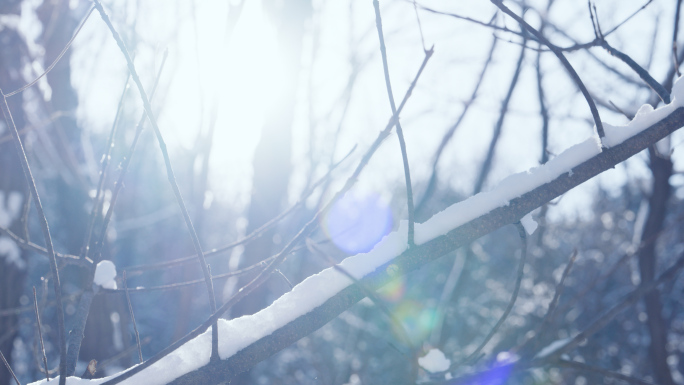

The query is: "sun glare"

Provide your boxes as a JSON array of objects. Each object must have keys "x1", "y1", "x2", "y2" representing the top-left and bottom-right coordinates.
[{"x1": 161, "y1": 0, "x2": 286, "y2": 201}]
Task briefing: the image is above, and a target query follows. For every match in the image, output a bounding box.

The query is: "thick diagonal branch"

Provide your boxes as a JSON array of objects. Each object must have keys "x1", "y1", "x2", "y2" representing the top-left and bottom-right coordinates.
[{"x1": 170, "y1": 108, "x2": 684, "y2": 384}]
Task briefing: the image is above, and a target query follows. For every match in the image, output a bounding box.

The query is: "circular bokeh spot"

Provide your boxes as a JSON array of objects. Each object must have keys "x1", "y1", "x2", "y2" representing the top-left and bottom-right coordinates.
[{"x1": 323, "y1": 191, "x2": 392, "y2": 254}]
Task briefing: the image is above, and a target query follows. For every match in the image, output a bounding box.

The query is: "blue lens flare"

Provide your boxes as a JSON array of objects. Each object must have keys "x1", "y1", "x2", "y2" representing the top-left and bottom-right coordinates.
[
  {"x1": 456, "y1": 363, "x2": 513, "y2": 385},
  {"x1": 323, "y1": 191, "x2": 393, "y2": 254}
]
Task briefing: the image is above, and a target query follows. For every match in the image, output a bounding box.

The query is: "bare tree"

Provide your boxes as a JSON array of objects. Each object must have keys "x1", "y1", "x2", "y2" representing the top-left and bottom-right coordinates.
[{"x1": 1, "y1": 0, "x2": 684, "y2": 384}]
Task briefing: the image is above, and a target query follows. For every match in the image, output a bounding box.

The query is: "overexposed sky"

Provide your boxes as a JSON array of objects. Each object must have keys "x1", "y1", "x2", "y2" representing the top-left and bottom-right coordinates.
[{"x1": 64, "y1": 0, "x2": 684, "y2": 224}]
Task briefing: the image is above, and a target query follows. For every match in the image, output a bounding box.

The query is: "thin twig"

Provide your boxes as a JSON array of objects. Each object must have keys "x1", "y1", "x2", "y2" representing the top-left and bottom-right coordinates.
[
  {"x1": 411, "y1": 0, "x2": 427, "y2": 51},
  {"x1": 416, "y1": 4, "x2": 519, "y2": 37},
  {"x1": 274, "y1": 269, "x2": 294, "y2": 291},
  {"x1": 417, "y1": 32, "x2": 497, "y2": 212},
  {"x1": 0, "y1": 351, "x2": 21, "y2": 385},
  {"x1": 592, "y1": 2, "x2": 604, "y2": 39},
  {"x1": 0, "y1": 225, "x2": 88, "y2": 266},
  {"x1": 122, "y1": 144, "x2": 355, "y2": 275},
  {"x1": 373, "y1": 0, "x2": 416, "y2": 246},
  {"x1": 81, "y1": 74, "x2": 131, "y2": 260},
  {"x1": 91, "y1": 50, "x2": 162, "y2": 259},
  {"x1": 491, "y1": 0, "x2": 605, "y2": 140},
  {"x1": 537, "y1": 250, "x2": 577, "y2": 333},
  {"x1": 0, "y1": 91, "x2": 67, "y2": 385},
  {"x1": 603, "y1": 0, "x2": 653, "y2": 37},
  {"x1": 600, "y1": 41, "x2": 670, "y2": 104},
  {"x1": 90, "y1": 53, "x2": 167, "y2": 259},
  {"x1": 588, "y1": 0, "x2": 601, "y2": 39},
  {"x1": 473, "y1": 32, "x2": 526, "y2": 195},
  {"x1": 674, "y1": 0, "x2": 683, "y2": 77},
  {"x1": 537, "y1": 45, "x2": 549, "y2": 164},
  {"x1": 4, "y1": 6, "x2": 95, "y2": 97},
  {"x1": 123, "y1": 271, "x2": 143, "y2": 363},
  {"x1": 540, "y1": 23, "x2": 647, "y2": 89},
  {"x1": 33, "y1": 287, "x2": 50, "y2": 381},
  {"x1": 554, "y1": 233, "x2": 660, "y2": 321},
  {"x1": 609, "y1": 100, "x2": 635, "y2": 120},
  {"x1": 457, "y1": 222, "x2": 528, "y2": 367},
  {"x1": 429, "y1": 249, "x2": 467, "y2": 346},
  {"x1": 93, "y1": 0, "x2": 220, "y2": 361},
  {"x1": 522, "y1": 250, "x2": 577, "y2": 355},
  {"x1": 542, "y1": 252, "x2": 684, "y2": 361},
  {"x1": 101, "y1": 246, "x2": 317, "y2": 294},
  {"x1": 98, "y1": 337, "x2": 152, "y2": 373},
  {"x1": 107, "y1": 266, "x2": 263, "y2": 293},
  {"x1": 0, "y1": 111, "x2": 70, "y2": 145}
]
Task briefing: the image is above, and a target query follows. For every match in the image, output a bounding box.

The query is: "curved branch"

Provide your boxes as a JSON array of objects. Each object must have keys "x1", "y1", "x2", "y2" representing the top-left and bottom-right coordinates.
[
  {"x1": 491, "y1": 0, "x2": 606, "y2": 140},
  {"x1": 600, "y1": 41, "x2": 670, "y2": 104},
  {"x1": 373, "y1": 0, "x2": 416, "y2": 246}
]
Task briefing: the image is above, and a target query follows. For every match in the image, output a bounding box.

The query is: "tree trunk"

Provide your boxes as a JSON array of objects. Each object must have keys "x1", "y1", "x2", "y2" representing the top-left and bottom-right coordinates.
[
  {"x1": 229, "y1": 1, "x2": 311, "y2": 384},
  {"x1": 231, "y1": 0, "x2": 311, "y2": 317},
  {"x1": 637, "y1": 151, "x2": 675, "y2": 385}
]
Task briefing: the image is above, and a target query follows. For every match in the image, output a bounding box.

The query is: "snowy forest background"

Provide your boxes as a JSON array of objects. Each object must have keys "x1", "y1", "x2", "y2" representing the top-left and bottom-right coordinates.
[{"x1": 1, "y1": 0, "x2": 684, "y2": 384}]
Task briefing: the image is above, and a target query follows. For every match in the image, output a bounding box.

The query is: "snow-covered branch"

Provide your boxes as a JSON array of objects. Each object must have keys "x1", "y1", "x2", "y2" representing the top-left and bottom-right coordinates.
[{"x1": 29, "y1": 79, "x2": 684, "y2": 384}]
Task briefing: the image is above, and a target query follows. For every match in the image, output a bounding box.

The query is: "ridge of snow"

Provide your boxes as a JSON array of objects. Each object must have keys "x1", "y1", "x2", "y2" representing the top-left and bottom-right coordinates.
[
  {"x1": 27, "y1": 77, "x2": 684, "y2": 385},
  {"x1": 602, "y1": 80, "x2": 684, "y2": 148}
]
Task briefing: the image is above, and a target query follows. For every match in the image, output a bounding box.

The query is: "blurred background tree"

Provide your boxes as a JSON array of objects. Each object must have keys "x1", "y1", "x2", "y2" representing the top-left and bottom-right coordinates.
[{"x1": 1, "y1": 0, "x2": 684, "y2": 384}]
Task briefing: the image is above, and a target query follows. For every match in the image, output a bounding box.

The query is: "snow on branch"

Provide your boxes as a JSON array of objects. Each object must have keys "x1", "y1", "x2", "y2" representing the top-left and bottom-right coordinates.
[{"x1": 29, "y1": 78, "x2": 684, "y2": 385}]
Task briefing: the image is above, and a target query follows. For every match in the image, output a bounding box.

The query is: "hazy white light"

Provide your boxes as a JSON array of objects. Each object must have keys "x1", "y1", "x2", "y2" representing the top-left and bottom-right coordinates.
[{"x1": 161, "y1": 0, "x2": 286, "y2": 201}]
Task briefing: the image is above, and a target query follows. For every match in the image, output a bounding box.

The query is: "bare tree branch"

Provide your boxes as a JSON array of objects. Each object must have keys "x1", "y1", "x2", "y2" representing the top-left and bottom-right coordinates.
[
  {"x1": 169, "y1": 106, "x2": 684, "y2": 385},
  {"x1": 491, "y1": 0, "x2": 606, "y2": 140},
  {"x1": 373, "y1": 0, "x2": 416, "y2": 246}
]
